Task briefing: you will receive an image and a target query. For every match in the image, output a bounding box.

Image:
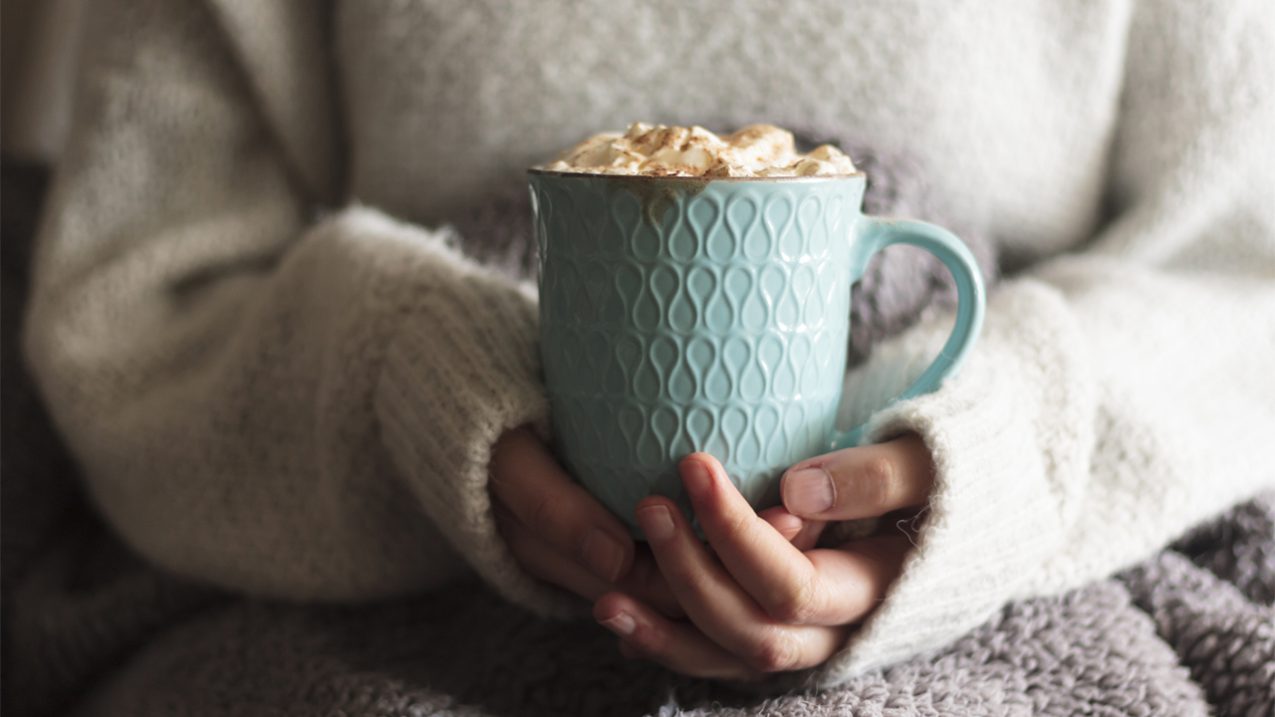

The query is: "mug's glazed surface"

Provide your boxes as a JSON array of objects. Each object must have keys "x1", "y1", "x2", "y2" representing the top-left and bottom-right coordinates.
[{"x1": 529, "y1": 171, "x2": 983, "y2": 536}]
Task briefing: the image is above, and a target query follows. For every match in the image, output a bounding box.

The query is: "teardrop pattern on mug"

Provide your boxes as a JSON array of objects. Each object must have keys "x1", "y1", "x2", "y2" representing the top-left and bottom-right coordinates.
[{"x1": 534, "y1": 179, "x2": 853, "y2": 527}]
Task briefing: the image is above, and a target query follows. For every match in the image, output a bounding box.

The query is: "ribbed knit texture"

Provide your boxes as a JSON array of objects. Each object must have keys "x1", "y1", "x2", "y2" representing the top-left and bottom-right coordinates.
[
  {"x1": 18, "y1": 0, "x2": 1275, "y2": 697},
  {"x1": 369, "y1": 210, "x2": 580, "y2": 618}
]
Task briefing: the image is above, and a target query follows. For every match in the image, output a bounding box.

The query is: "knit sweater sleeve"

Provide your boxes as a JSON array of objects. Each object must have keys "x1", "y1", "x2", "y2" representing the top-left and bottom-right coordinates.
[
  {"x1": 798, "y1": 0, "x2": 1275, "y2": 687},
  {"x1": 22, "y1": 0, "x2": 580, "y2": 618}
]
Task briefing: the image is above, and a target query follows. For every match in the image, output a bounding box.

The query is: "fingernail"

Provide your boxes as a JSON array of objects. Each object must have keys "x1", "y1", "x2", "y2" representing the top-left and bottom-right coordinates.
[
  {"x1": 582, "y1": 529, "x2": 625, "y2": 582},
  {"x1": 683, "y1": 460, "x2": 712, "y2": 496},
  {"x1": 772, "y1": 512, "x2": 804, "y2": 538},
  {"x1": 784, "y1": 468, "x2": 834, "y2": 515},
  {"x1": 637, "y1": 505, "x2": 675, "y2": 542},
  {"x1": 600, "y1": 611, "x2": 636, "y2": 636}
]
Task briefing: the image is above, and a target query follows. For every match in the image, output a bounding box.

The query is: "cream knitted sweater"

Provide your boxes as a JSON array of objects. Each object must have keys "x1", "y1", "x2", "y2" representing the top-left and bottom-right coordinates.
[{"x1": 23, "y1": 0, "x2": 1275, "y2": 688}]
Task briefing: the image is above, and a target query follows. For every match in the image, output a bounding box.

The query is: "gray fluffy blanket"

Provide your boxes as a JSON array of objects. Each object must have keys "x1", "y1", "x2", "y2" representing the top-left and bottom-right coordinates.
[
  {"x1": 7, "y1": 478, "x2": 1274, "y2": 716},
  {"x1": 4, "y1": 145, "x2": 1272, "y2": 716}
]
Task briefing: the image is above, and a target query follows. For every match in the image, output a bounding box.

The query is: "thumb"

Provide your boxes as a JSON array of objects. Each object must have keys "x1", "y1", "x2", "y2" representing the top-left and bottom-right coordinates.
[{"x1": 780, "y1": 434, "x2": 934, "y2": 521}]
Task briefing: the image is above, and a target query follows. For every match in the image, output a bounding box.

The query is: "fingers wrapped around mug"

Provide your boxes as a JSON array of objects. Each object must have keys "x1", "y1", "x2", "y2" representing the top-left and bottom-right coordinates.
[
  {"x1": 490, "y1": 428, "x2": 685, "y2": 617},
  {"x1": 494, "y1": 501, "x2": 687, "y2": 618},
  {"x1": 490, "y1": 428, "x2": 636, "y2": 583},
  {"x1": 593, "y1": 454, "x2": 911, "y2": 678}
]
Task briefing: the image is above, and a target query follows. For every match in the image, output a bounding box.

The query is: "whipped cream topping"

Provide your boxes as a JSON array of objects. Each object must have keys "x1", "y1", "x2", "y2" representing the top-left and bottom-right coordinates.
[{"x1": 541, "y1": 123, "x2": 857, "y2": 178}]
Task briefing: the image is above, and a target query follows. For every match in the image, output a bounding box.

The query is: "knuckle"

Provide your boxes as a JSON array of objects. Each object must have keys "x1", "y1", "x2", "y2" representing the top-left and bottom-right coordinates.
[
  {"x1": 529, "y1": 493, "x2": 584, "y2": 552},
  {"x1": 767, "y1": 574, "x2": 820, "y2": 624},
  {"x1": 748, "y1": 628, "x2": 801, "y2": 673},
  {"x1": 859, "y1": 455, "x2": 899, "y2": 510},
  {"x1": 664, "y1": 560, "x2": 707, "y2": 593},
  {"x1": 630, "y1": 622, "x2": 665, "y2": 656},
  {"x1": 528, "y1": 492, "x2": 557, "y2": 531},
  {"x1": 725, "y1": 509, "x2": 759, "y2": 540}
]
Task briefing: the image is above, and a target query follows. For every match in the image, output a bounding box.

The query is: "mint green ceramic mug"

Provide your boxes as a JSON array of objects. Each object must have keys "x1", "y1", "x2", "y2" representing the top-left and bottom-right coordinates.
[{"x1": 529, "y1": 170, "x2": 985, "y2": 536}]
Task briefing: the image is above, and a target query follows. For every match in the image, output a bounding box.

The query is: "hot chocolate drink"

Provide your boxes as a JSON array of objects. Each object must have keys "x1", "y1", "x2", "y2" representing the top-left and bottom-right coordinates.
[{"x1": 542, "y1": 123, "x2": 857, "y2": 178}]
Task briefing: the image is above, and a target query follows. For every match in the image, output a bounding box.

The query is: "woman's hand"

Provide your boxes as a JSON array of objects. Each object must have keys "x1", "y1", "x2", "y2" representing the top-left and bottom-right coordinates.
[
  {"x1": 591, "y1": 435, "x2": 934, "y2": 681},
  {"x1": 489, "y1": 427, "x2": 686, "y2": 616}
]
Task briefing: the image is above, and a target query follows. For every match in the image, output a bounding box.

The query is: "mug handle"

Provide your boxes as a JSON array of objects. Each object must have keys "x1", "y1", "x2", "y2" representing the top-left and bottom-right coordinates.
[{"x1": 829, "y1": 216, "x2": 986, "y2": 449}]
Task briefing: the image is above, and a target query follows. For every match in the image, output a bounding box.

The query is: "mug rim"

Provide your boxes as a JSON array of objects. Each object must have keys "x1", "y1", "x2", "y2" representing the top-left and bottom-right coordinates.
[{"x1": 527, "y1": 167, "x2": 866, "y2": 182}]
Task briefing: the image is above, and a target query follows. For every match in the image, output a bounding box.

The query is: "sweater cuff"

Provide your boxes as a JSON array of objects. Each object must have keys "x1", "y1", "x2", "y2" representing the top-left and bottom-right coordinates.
[
  {"x1": 369, "y1": 215, "x2": 586, "y2": 621},
  {"x1": 799, "y1": 280, "x2": 1094, "y2": 688}
]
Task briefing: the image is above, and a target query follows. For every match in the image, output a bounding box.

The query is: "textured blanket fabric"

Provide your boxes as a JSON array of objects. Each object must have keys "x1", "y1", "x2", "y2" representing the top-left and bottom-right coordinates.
[{"x1": 10, "y1": 492, "x2": 1274, "y2": 717}]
